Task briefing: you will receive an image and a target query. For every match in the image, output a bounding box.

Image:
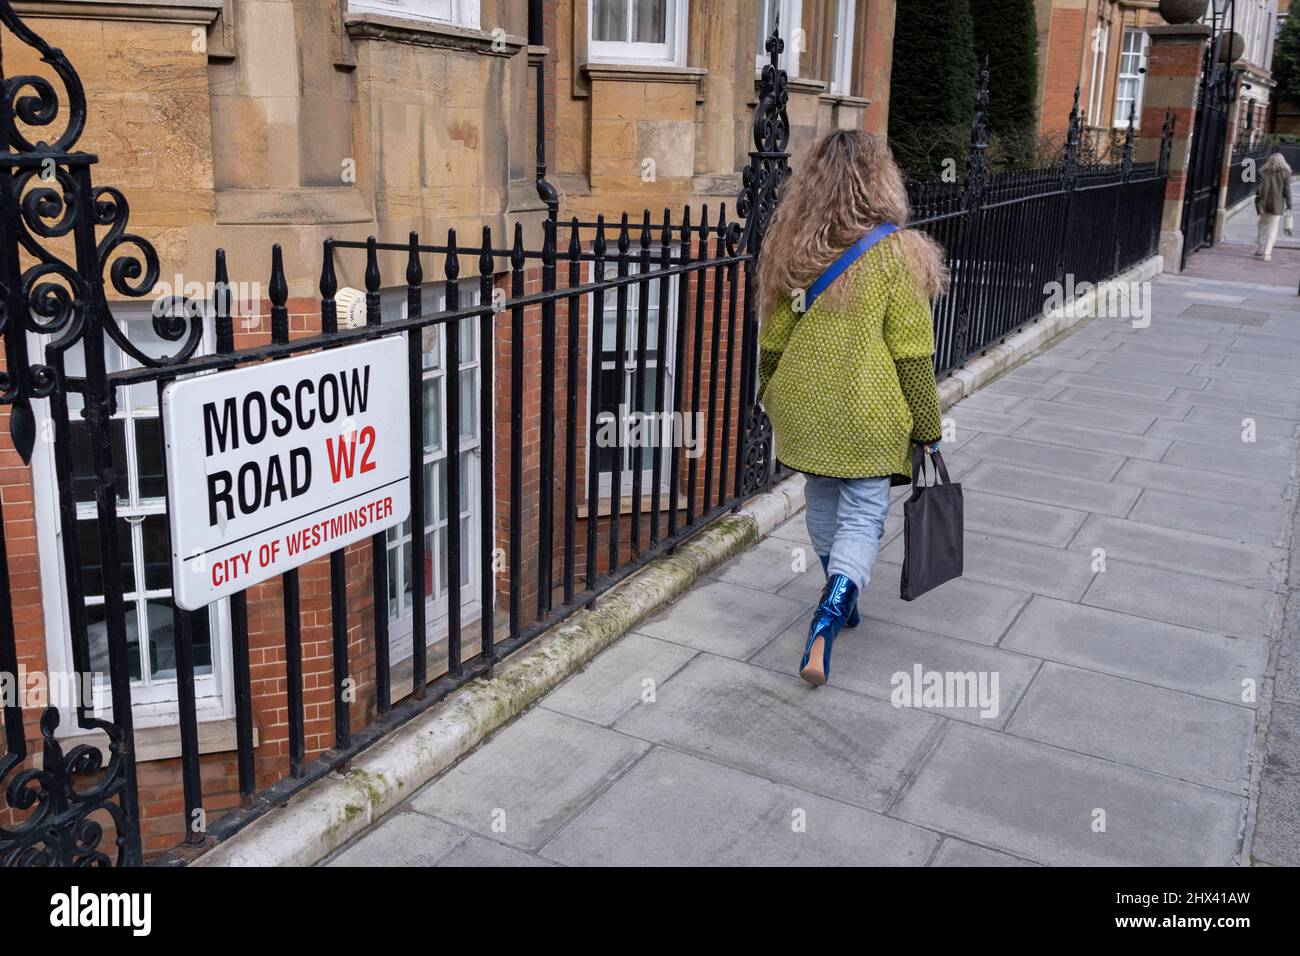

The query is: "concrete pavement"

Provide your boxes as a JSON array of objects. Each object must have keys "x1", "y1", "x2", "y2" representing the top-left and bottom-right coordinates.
[{"x1": 325, "y1": 257, "x2": 1299, "y2": 867}]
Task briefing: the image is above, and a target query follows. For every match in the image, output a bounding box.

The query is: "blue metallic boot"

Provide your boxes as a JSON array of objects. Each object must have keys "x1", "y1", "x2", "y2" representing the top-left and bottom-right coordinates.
[
  {"x1": 799, "y1": 573, "x2": 859, "y2": 687},
  {"x1": 818, "y1": 554, "x2": 859, "y2": 627}
]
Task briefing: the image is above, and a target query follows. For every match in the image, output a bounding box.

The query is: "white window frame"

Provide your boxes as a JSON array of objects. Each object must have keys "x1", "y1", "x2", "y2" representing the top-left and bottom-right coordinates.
[
  {"x1": 378, "y1": 284, "x2": 483, "y2": 665},
  {"x1": 589, "y1": 0, "x2": 689, "y2": 66},
  {"x1": 755, "y1": 0, "x2": 802, "y2": 79},
  {"x1": 347, "y1": 0, "x2": 480, "y2": 29},
  {"x1": 829, "y1": 0, "x2": 856, "y2": 95},
  {"x1": 31, "y1": 307, "x2": 234, "y2": 733},
  {"x1": 1087, "y1": 20, "x2": 1110, "y2": 126},
  {"x1": 586, "y1": 257, "x2": 680, "y2": 499},
  {"x1": 1113, "y1": 28, "x2": 1147, "y2": 128}
]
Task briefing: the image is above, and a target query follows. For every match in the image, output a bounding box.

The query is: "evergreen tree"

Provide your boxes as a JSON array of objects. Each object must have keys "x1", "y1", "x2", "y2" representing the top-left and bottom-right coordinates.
[
  {"x1": 888, "y1": 0, "x2": 979, "y2": 176},
  {"x1": 970, "y1": 0, "x2": 1040, "y2": 143},
  {"x1": 1274, "y1": 13, "x2": 1300, "y2": 106}
]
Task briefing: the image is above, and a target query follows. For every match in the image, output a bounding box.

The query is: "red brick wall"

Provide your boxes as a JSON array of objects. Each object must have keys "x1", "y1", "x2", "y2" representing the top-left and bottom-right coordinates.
[{"x1": 1040, "y1": 8, "x2": 1086, "y2": 140}]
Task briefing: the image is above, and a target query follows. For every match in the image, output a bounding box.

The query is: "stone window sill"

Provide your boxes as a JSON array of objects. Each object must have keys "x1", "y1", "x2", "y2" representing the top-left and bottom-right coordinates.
[
  {"x1": 748, "y1": 74, "x2": 826, "y2": 107},
  {"x1": 819, "y1": 92, "x2": 871, "y2": 109},
  {"x1": 57, "y1": 718, "x2": 257, "y2": 764},
  {"x1": 582, "y1": 62, "x2": 707, "y2": 103},
  {"x1": 345, "y1": 12, "x2": 526, "y2": 58},
  {"x1": 584, "y1": 62, "x2": 707, "y2": 84},
  {"x1": 577, "y1": 490, "x2": 691, "y2": 520}
]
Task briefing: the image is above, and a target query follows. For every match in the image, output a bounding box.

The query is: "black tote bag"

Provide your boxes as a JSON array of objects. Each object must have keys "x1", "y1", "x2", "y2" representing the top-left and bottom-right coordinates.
[{"x1": 900, "y1": 445, "x2": 963, "y2": 601}]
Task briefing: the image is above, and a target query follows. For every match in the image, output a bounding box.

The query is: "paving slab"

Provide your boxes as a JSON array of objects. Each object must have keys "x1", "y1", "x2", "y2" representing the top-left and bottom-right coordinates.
[
  {"x1": 542, "y1": 633, "x2": 698, "y2": 727},
  {"x1": 1106, "y1": 336, "x2": 1215, "y2": 358},
  {"x1": 1000, "y1": 597, "x2": 1268, "y2": 703},
  {"x1": 986, "y1": 379, "x2": 1067, "y2": 400},
  {"x1": 1173, "y1": 386, "x2": 1300, "y2": 420},
  {"x1": 1079, "y1": 350, "x2": 1199, "y2": 374},
  {"x1": 1128, "y1": 488, "x2": 1287, "y2": 547},
  {"x1": 1202, "y1": 375, "x2": 1300, "y2": 405},
  {"x1": 945, "y1": 405, "x2": 1031, "y2": 437},
  {"x1": 1010, "y1": 396, "x2": 1157, "y2": 434},
  {"x1": 409, "y1": 708, "x2": 650, "y2": 850},
  {"x1": 636, "y1": 578, "x2": 808, "y2": 659},
  {"x1": 960, "y1": 488, "x2": 1089, "y2": 547},
  {"x1": 1161, "y1": 439, "x2": 1297, "y2": 482},
  {"x1": 1083, "y1": 560, "x2": 1278, "y2": 640},
  {"x1": 961, "y1": 434, "x2": 1126, "y2": 480},
  {"x1": 959, "y1": 460, "x2": 1140, "y2": 517},
  {"x1": 954, "y1": 390, "x2": 1026, "y2": 412},
  {"x1": 541, "y1": 747, "x2": 938, "y2": 867},
  {"x1": 1012, "y1": 418, "x2": 1171, "y2": 462},
  {"x1": 1145, "y1": 418, "x2": 1296, "y2": 456},
  {"x1": 438, "y1": 836, "x2": 556, "y2": 867},
  {"x1": 712, "y1": 534, "x2": 813, "y2": 592},
  {"x1": 1113, "y1": 458, "x2": 1292, "y2": 509},
  {"x1": 1006, "y1": 663, "x2": 1256, "y2": 793},
  {"x1": 1046, "y1": 370, "x2": 1177, "y2": 400},
  {"x1": 1068, "y1": 514, "x2": 1284, "y2": 589},
  {"x1": 326, "y1": 810, "x2": 467, "y2": 867},
  {"x1": 929, "y1": 839, "x2": 1036, "y2": 866},
  {"x1": 1078, "y1": 361, "x2": 1211, "y2": 391},
  {"x1": 1219, "y1": 353, "x2": 1300, "y2": 379},
  {"x1": 1189, "y1": 361, "x2": 1300, "y2": 392},
  {"x1": 839, "y1": 559, "x2": 1031, "y2": 646},
  {"x1": 892, "y1": 723, "x2": 1246, "y2": 866},
  {"x1": 1050, "y1": 385, "x2": 1192, "y2": 421},
  {"x1": 613, "y1": 653, "x2": 939, "y2": 811},
  {"x1": 769, "y1": 514, "x2": 813, "y2": 545},
  {"x1": 750, "y1": 614, "x2": 1040, "y2": 728}
]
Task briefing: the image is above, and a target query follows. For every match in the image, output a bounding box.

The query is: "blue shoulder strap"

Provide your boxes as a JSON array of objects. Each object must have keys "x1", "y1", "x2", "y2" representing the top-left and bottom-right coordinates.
[{"x1": 804, "y1": 222, "x2": 899, "y2": 311}]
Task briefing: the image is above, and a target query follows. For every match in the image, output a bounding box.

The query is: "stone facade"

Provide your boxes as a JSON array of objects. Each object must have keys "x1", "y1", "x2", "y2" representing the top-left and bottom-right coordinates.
[{"x1": 555, "y1": 0, "x2": 897, "y2": 220}]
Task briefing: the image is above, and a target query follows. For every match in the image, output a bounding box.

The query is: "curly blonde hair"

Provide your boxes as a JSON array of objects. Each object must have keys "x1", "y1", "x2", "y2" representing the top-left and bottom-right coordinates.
[{"x1": 758, "y1": 129, "x2": 947, "y2": 324}]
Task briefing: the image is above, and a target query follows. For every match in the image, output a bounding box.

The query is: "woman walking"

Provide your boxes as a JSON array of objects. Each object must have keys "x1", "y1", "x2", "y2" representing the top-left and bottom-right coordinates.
[
  {"x1": 757, "y1": 129, "x2": 946, "y2": 687},
  {"x1": 1255, "y1": 151, "x2": 1293, "y2": 262}
]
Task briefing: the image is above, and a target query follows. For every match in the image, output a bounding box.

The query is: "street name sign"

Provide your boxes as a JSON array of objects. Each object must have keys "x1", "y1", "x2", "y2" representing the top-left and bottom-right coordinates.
[{"x1": 162, "y1": 336, "x2": 410, "y2": 610}]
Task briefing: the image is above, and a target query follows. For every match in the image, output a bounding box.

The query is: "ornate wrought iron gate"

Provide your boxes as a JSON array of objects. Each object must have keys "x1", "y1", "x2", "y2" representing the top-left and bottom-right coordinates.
[{"x1": 1179, "y1": 17, "x2": 1234, "y2": 268}]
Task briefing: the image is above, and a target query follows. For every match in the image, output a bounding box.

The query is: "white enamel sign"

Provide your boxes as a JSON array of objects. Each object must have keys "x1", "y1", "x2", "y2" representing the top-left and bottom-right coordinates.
[{"x1": 162, "y1": 336, "x2": 410, "y2": 610}]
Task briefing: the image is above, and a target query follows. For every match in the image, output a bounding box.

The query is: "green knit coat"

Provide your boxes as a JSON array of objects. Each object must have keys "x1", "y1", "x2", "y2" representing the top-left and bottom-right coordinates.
[{"x1": 757, "y1": 234, "x2": 943, "y2": 485}]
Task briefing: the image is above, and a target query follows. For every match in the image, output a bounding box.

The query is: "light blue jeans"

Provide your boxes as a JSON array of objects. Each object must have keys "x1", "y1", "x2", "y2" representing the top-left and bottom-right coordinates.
[{"x1": 802, "y1": 474, "x2": 893, "y2": 591}]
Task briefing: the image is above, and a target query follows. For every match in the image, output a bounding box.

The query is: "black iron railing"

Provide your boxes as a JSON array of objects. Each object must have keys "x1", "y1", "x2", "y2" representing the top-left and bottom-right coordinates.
[
  {"x1": 1226, "y1": 143, "x2": 1276, "y2": 210},
  {"x1": 908, "y1": 77, "x2": 1169, "y2": 377}
]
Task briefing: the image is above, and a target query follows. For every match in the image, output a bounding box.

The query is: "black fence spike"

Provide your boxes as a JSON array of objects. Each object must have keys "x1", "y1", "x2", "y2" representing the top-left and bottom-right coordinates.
[
  {"x1": 365, "y1": 235, "x2": 381, "y2": 293},
  {"x1": 510, "y1": 221, "x2": 525, "y2": 268},
  {"x1": 480, "y1": 225, "x2": 494, "y2": 276},
  {"x1": 446, "y1": 228, "x2": 460, "y2": 280},
  {"x1": 407, "y1": 231, "x2": 422, "y2": 287}
]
